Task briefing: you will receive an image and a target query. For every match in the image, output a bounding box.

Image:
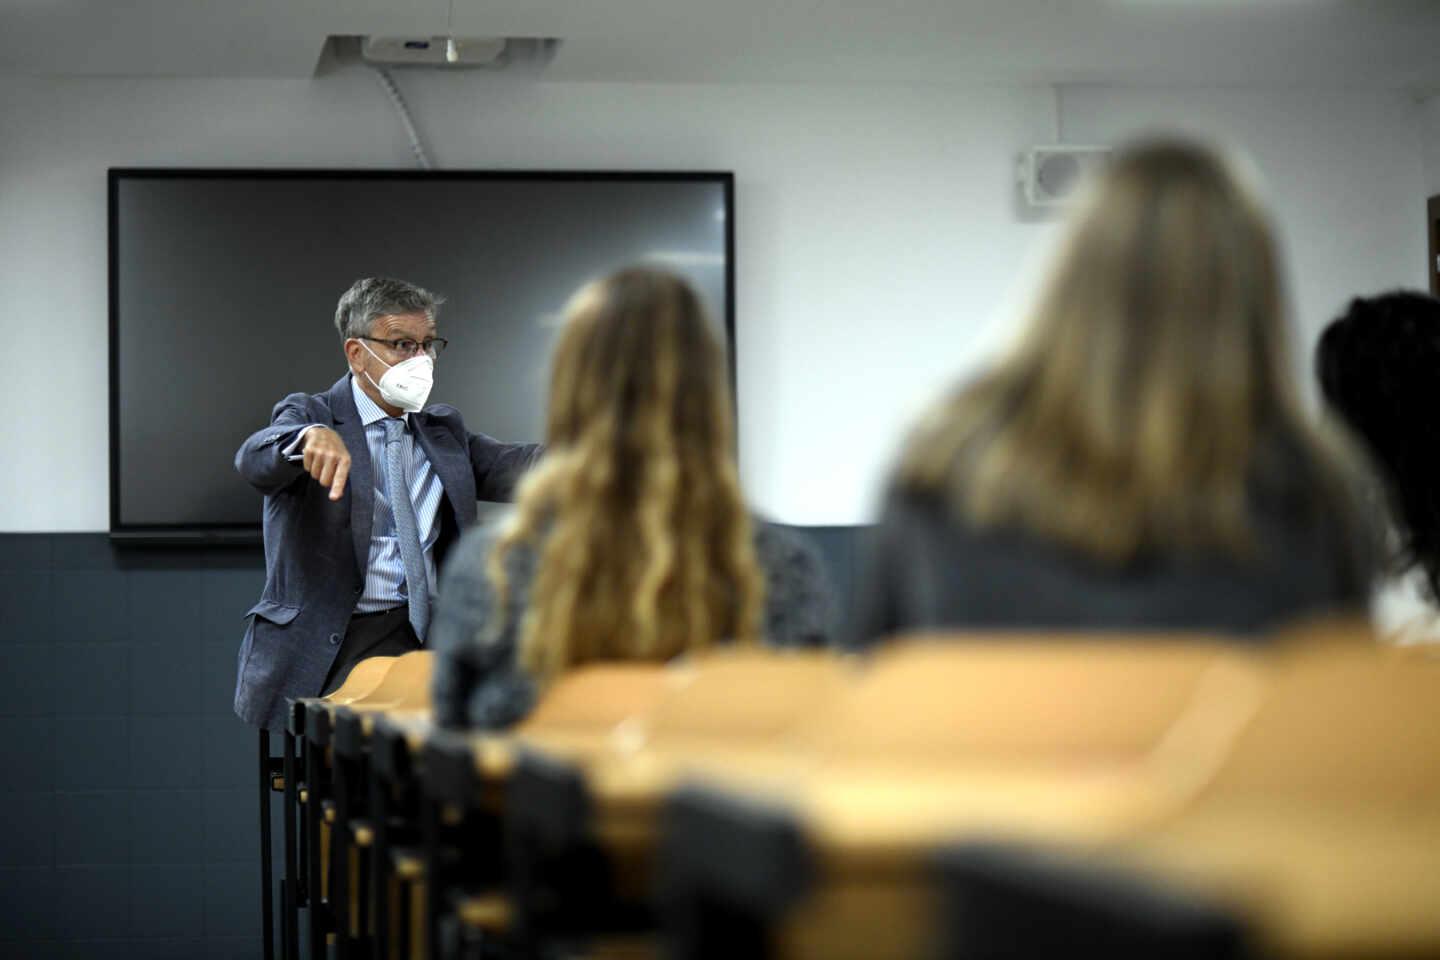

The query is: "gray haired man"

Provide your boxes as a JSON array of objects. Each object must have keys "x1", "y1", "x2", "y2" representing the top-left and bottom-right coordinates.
[{"x1": 233, "y1": 277, "x2": 542, "y2": 731}]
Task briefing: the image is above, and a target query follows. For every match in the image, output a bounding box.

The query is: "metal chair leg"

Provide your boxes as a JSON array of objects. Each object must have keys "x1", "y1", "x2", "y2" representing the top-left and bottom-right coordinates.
[
  {"x1": 307, "y1": 726, "x2": 327, "y2": 960},
  {"x1": 283, "y1": 729, "x2": 300, "y2": 960},
  {"x1": 260, "y1": 729, "x2": 276, "y2": 960},
  {"x1": 333, "y1": 751, "x2": 353, "y2": 960},
  {"x1": 422, "y1": 794, "x2": 441, "y2": 960},
  {"x1": 372, "y1": 770, "x2": 391, "y2": 960}
]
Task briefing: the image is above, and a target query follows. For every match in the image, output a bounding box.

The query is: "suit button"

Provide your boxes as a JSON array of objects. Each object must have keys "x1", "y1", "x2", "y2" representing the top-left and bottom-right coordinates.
[{"x1": 328, "y1": 633, "x2": 341, "y2": 646}]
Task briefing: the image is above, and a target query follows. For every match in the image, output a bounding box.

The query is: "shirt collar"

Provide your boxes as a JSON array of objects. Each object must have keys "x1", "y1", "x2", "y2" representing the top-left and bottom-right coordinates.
[{"x1": 350, "y1": 374, "x2": 409, "y2": 429}]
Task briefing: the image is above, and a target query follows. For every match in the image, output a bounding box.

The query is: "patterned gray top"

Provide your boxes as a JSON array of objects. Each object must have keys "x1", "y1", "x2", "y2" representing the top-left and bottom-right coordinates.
[{"x1": 429, "y1": 515, "x2": 838, "y2": 729}]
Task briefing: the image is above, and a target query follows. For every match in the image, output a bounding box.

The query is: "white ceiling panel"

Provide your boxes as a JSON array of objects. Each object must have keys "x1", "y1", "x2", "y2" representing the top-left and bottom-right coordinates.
[{"x1": 0, "y1": 0, "x2": 1437, "y2": 90}]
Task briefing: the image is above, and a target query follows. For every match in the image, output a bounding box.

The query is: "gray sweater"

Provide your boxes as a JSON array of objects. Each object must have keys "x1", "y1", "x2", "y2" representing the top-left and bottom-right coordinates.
[
  {"x1": 430, "y1": 516, "x2": 838, "y2": 729},
  {"x1": 850, "y1": 486, "x2": 1371, "y2": 650}
]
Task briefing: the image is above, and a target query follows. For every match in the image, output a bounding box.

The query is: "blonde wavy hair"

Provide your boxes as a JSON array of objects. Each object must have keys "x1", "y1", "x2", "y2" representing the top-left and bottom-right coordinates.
[
  {"x1": 488, "y1": 267, "x2": 766, "y2": 682},
  {"x1": 897, "y1": 137, "x2": 1369, "y2": 566}
]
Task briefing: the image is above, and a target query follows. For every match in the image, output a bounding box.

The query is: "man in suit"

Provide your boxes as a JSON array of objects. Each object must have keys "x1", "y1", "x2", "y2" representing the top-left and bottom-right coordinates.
[{"x1": 233, "y1": 277, "x2": 542, "y2": 732}]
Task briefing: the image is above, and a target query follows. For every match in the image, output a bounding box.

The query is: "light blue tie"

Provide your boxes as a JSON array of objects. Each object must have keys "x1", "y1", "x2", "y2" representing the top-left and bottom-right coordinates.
[{"x1": 383, "y1": 417, "x2": 430, "y2": 641}]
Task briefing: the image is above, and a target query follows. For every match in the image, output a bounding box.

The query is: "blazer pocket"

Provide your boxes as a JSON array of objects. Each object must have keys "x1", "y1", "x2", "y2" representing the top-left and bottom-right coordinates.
[{"x1": 245, "y1": 599, "x2": 301, "y2": 626}]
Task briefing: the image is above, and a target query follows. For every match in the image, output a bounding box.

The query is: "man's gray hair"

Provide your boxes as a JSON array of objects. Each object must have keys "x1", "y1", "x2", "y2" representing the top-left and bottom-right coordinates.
[{"x1": 334, "y1": 277, "x2": 445, "y2": 340}]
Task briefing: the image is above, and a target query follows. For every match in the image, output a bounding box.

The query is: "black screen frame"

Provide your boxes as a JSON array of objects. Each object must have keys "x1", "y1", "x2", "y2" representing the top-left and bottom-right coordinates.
[{"x1": 108, "y1": 167, "x2": 736, "y2": 544}]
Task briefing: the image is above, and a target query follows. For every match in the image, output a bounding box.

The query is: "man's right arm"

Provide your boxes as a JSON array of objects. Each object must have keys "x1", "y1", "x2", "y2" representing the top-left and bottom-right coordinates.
[{"x1": 234, "y1": 396, "x2": 351, "y2": 499}]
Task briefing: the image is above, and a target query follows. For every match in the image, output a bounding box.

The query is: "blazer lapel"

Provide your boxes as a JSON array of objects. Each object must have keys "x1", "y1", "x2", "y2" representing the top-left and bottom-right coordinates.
[
  {"x1": 328, "y1": 374, "x2": 374, "y2": 580},
  {"x1": 413, "y1": 412, "x2": 477, "y2": 530}
]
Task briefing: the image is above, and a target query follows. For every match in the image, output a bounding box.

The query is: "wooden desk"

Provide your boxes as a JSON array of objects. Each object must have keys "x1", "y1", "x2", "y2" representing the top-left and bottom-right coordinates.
[{"x1": 661, "y1": 642, "x2": 1440, "y2": 960}]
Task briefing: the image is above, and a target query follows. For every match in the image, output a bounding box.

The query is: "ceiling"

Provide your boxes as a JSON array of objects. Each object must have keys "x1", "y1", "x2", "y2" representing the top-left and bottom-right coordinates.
[{"x1": 3, "y1": 0, "x2": 1439, "y2": 92}]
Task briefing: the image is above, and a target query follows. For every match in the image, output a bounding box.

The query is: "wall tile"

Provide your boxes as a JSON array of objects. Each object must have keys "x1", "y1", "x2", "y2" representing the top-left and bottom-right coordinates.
[
  {"x1": 129, "y1": 571, "x2": 207, "y2": 648},
  {"x1": 54, "y1": 717, "x2": 131, "y2": 791},
  {"x1": 0, "y1": 941, "x2": 64, "y2": 960},
  {"x1": 128, "y1": 718, "x2": 206, "y2": 790},
  {"x1": 0, "y1": 718, "x2": 56, "y2": 792},
  {"x1": 50, "y1": 536, "x2": 118, "y2": 572},
  {"x1": 126, "y1": 938, "x2": 207, "y2": 960},
  {"x1": 202, "y1": 788, "x2": 258, "y2": 864},
  {"x1": 200, "y1": 570, "x2": 264, "y2": 648},
  {"x1": 0, "y1": 571, "x2": 54, "y2": 645},
  {"x1": 202, "y1": 862, "x2": 257, "y2": 937},
  {"x1": 116, "y1": 544, "x2": 263, "y2": 572},
  {"x1": 55, "y1": 865, "x2": 130, "y2": 939},
  {"x1": 53, "y1": 940, "x2": 130, "y2": 960},
  {"x1": 0, "y1": 645, "x2": 56, "y2": 716},
  {"x1": 0, "y1": 867, "x2": 57, "y2": 939},
  {"x1": 0, "y1": 529, "x2": 867, "y2": 960},
  {"x1": 55, "y1": 792, "x2": 131, "y2": 866},
  {"x1": 202, "y1": 935, "x2": 265, "y2": 960},
  {"x1": 0, "y1": 539, "x2": 249, "y2": 955},
  {"x1": 52, "y1": 572, "x2": 130, "y2": 645},
  {"x1": 53, "y1": 645, "x2": 130, "y2": 716},
  {"x1": 0, "y1": 533, "x2": 53, "y2": 571},
  {"x1": 785, "y1": 523, "x2": 860, "y2": 628},
  {"x1": 130, "y1": 790, "x2": 204, "y2": 865},
  {"x1": 0, "y1": 792, "x2": 55, "y2": 867},
  {"x1": 129, "y1": 643, "x2": 201, "y2": 716},
  {"x1": 131, "y1": 864, "x2": 204, "y2": 939},
  {"x1": 200, "y1": 716, "x2": 258, "y2": 789},
  {"x1": 201, "y1": 644, "x2": 239, "y2": 717}
]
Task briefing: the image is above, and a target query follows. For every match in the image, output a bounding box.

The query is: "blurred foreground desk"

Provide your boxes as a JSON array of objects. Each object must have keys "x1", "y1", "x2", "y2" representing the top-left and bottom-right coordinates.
[
  {"x1": 658, "y1": 636, "x2": 1440, "y2": 960},
  {"x1": 503, "y1": 650, "x2": 857, "y2": 955}
]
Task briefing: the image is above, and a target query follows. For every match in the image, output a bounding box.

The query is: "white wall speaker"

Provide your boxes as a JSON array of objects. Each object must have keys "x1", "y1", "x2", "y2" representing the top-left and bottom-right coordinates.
[{"x1": 1017, "y1": 145, "x2": 1112, "y2": 208}]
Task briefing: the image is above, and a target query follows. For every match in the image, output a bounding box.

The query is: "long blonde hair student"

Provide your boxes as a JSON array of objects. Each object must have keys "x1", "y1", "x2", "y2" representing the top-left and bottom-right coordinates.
[
  {"x1": 487, "y1": 267, "x2": 766, "y2": 682},
  {"x1": 897, "y1": 137, "x2": 1368, "y2": 566}
]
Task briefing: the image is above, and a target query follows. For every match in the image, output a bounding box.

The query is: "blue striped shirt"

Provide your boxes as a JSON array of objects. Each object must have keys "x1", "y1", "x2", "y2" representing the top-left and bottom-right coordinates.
[{"x1": 350, "y1": 378, "x2": 445, "y2": 629}]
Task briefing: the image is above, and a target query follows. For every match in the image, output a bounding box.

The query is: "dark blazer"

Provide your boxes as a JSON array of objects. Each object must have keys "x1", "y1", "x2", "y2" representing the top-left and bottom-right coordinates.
[{"x1": 232, "y1": 373, "x2": 542, "y2": 731}]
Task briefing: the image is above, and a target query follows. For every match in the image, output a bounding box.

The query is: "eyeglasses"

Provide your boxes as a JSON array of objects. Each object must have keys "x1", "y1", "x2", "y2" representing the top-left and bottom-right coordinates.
[{"x1": 358, "y1": 336, "x2": 449, "y2": 360}]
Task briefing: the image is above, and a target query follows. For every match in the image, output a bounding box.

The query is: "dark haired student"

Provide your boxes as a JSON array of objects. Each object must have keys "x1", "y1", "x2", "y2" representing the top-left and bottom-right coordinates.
[
  {"x1": 232, "y1": 277, "x2": 542, "y2": 731},
  {"x1": 1317, "y1": 291, "x2": 1440, "y2": 644}
]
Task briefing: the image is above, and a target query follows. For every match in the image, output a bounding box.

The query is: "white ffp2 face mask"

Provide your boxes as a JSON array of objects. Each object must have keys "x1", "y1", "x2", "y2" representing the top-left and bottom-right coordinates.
[{"x1": 360, "y1": 341, "x2": 434, "y2": 413}]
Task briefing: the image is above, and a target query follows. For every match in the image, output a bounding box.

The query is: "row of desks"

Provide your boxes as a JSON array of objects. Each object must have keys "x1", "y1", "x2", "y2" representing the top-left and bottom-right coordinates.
[{"x1": 274, "y1": 624, "x2": 1440, "y2": 959}]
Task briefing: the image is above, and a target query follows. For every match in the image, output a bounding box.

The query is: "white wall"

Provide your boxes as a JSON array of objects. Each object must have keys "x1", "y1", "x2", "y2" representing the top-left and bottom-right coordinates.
[
  {"x1": 1063, "y1": 86, "x2": 1428, "y2": 376},
  {"x1": 1423, "y1": 95, "x2": 1440, "y2": 298},
  {"x1": 0, "y1": 72, "x2": 1426, "y2": 530},
  {"x1": 1423, "y1": 95, "x2": 1440, "y2": 198}
]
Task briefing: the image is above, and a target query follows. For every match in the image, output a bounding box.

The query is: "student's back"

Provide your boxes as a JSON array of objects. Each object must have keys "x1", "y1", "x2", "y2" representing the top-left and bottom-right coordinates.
[
  {"x1": 853, "y1": 139, "x2": 1374, "y2": 649},
  {"x1": 431, "y1": 267, "x2": 836, "y2": 727},
  {"x1": 857, "y1": 476, "x2": 1365, "y2": 643}
]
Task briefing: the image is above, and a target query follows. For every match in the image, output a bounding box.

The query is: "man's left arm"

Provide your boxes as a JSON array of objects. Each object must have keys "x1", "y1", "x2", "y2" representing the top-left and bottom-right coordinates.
[{"x1": 468, "y1": 432, "x2": 544, "y2": 502}]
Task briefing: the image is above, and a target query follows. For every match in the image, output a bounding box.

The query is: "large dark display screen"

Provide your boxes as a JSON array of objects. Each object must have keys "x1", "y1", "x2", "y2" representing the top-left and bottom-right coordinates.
[{"x1": 109, "y1": 169, "x2": 733, "y2": 541}]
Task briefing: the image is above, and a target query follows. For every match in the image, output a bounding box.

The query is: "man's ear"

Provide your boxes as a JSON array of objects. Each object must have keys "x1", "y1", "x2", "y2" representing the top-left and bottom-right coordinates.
[{"x1": 344, "y1": 338, "x2": 365, "y2": 375}]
